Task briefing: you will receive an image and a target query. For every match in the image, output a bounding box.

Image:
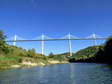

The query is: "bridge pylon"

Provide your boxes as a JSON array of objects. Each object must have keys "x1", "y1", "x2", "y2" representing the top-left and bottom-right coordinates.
[
  {"x1": 92, "y1": 33, "x2": 97, "y2": 46},
  {"x1": 13, "y1": 35, "x2": 17, "y2": 46},
  {"x1": 68, "y1": 33, "x2": 72, "y2": 56},
  {"x1": 41, "y1": 34, "x2": 44, "y2": 56}
]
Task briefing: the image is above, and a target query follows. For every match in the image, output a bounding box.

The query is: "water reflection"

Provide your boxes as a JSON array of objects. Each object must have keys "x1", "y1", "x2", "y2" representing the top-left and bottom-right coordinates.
[{"x1": 70, "y1": 63, "x2": 76, "y2": 84}]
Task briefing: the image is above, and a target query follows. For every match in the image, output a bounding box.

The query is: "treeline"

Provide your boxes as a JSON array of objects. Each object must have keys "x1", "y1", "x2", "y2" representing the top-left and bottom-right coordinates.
[
  {"x1": 48, "y1": 52, "x2": 68, "y2": 61},
  {"x1": 69, "y1": 37, "x2": 112, "y2": 64}
]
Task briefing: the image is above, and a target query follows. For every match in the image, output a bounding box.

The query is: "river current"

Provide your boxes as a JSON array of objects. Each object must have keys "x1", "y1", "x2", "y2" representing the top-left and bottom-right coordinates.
[{"x1": 0, "y1": 63, "x2": 112, "y2": 84}]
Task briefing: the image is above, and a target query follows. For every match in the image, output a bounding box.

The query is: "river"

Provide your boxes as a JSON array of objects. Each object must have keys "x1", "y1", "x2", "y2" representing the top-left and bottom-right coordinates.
[{"x1": 0, "y1": 63, "x2": 112, "y2": 84}]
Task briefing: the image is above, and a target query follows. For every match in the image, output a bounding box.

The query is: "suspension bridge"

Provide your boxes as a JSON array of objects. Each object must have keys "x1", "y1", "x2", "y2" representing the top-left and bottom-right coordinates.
[{"x1": 6, "y1": 33, "x2": 108, "y2": 56}]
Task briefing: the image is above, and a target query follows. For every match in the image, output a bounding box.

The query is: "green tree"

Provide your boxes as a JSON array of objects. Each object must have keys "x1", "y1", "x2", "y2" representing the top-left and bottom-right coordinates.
[
  {"x1": 27, "y1": 48, "x2": 36, "y2": 58},
  {"x1": 49, "y1": 52, "x2": 54, "y2": 58},
  {"x1": 103, "y1": 37, "x2": 112, "y2": 64},
  {"x1": 0, "y1": 30, "x2": 9, "y2": 54}
]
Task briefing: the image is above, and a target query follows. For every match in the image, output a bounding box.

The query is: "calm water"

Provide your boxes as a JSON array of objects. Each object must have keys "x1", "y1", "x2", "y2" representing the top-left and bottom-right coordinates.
[{"x1": 0, "y1": 63, "x2": 112, "y2": 84}]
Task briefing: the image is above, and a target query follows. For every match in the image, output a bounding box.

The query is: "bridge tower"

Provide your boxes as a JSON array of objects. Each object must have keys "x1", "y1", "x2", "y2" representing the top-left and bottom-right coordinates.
[
  {"x1": 41, "y1": 34, "x2": 44, "y2": 56},
  {"x1": 13, "y1": 35, "x2": 17, "y2": 46},
  {"x1": 68, "y1": 33, "x2": 72, "y2": 56},
  {"x1": 92, "y1": 33, "x2": 97, "y2": 46}
]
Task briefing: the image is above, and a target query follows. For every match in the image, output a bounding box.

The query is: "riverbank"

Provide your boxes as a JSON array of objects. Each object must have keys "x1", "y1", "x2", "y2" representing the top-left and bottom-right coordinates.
[{"x1": 0, "y1": 60, "x2": 69, "y2": 70}]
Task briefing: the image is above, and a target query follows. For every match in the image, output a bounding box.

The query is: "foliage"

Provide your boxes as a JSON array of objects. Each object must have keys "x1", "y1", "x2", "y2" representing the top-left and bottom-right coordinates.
[
  {"x1": 0, "y1": 30, "x2": 50, "y2": 69},
  {"x1": 48, "y1": 52, "x2": 68, "y2": 61},
  {"x1": 69, "y1": 46, "x2": 100, "y2": 61},
  {"x1": 0, "y1": 30, "x2": 9, "y2": 54},
  {"x1": 48, "y1": 52, "x2": 54, "y2": 58},
  {"x1": 27, "y1": 48, "x2": 37, "y2": 58},
  {"x1": 69, "y1": 37, "x2": 112, "y2": 64}
]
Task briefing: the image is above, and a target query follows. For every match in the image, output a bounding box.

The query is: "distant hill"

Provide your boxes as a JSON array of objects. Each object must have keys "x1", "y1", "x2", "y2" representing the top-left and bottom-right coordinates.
[
  {"x1": 69, "y1": 46, "x2": 103, "y2": 62},
  {"x1": 48, "y1": 37, "x2": 112, "y2": 65},
  {"x1": 69, "y1": 37, "x2": 112, "y2": 64}
]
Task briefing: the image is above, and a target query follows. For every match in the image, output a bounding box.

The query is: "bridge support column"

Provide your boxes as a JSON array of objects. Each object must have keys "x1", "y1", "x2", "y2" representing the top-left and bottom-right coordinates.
[
  {"x1": 94, "y1": 39, "x2": 97, "y2": 46},
  {"x1": 41, "y1": 34, "x2": 44, "y2": 56},
  {"x1": 13, "y1": 35, "x2": 17, "y2": 46},
  {"x1": 92, "y1": 34, "x2": 97, "y2": 46},
  {"x1": 68, "y1": 33, "x2": 72, "y2": 56}
]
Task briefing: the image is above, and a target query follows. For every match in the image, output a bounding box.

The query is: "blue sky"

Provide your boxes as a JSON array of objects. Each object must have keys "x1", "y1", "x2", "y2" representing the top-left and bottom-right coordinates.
[{"x1": 0, "y1": 0, "x2": 112, "y2": 55}]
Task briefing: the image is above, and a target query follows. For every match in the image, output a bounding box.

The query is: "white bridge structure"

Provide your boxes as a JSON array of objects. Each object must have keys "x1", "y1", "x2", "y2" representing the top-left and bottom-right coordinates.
[{"x1": 6, "y1": 33, "x2": 107, "y2": 56}]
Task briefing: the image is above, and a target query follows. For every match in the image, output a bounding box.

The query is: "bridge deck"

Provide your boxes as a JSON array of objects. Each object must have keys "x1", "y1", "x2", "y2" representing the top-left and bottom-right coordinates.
[{"x1": 6, "y1": 38, "x2": 107, "y2": 42}]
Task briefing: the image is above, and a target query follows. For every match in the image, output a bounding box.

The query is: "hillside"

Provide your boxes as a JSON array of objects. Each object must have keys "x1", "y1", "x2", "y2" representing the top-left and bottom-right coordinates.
[
  {"x1": 0, "y1": 30, "x2": 68, "y2": 70},
  {"x1": 69, "y1": 46, "x2": 103, "y2": 62},
  {"x1": 69, "y1": 37, "x2": 112, "y2": 64}
]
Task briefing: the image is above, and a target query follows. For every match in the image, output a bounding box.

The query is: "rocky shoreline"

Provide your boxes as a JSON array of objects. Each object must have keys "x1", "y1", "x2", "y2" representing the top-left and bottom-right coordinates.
[{"x1": 0, "y1": 60, "x2": 69, "y2": 70}]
